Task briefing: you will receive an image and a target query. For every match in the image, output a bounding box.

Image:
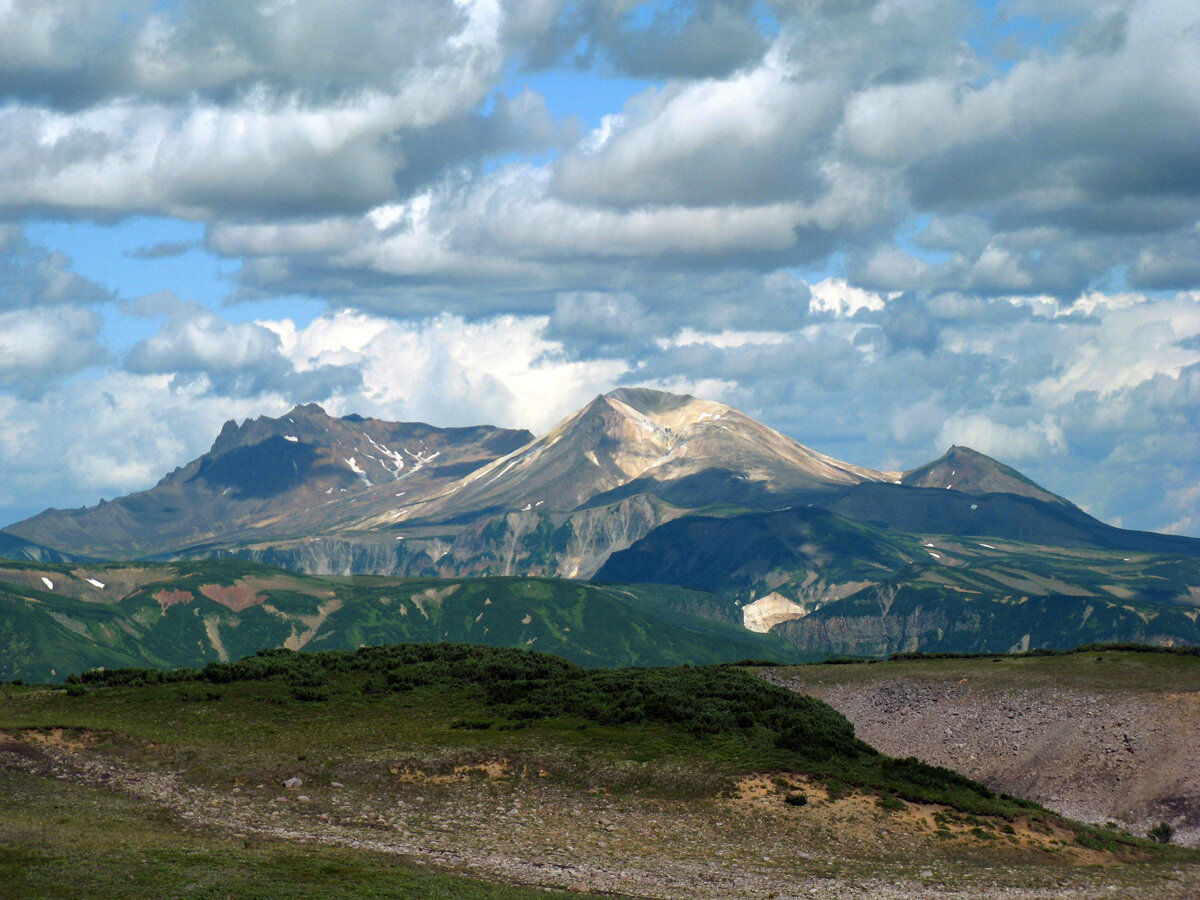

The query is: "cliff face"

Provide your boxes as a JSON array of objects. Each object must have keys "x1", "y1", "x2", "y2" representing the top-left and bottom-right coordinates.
[
  {"x1": 773, "y1": 583, "x2": 1200, "y2": 657},
  {"x1": 216, "y1": 495, "x2": 678, "y2": 580}
]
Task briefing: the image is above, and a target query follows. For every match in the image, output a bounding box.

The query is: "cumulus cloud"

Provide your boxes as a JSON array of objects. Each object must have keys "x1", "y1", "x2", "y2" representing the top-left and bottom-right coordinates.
[
  {"x1": 266, "y1": 309, "x2": 630, "y2": 433},
  {"x1": 0, "y1": 306, "x2": 107, "y2": 392},
  {"x1": 123, "y1": 292, "x2": 362, "y2": 398},
  {"x1": 0, "y1": 226, "x2": 113, "y2": 309},
  {"x1": 935, "y1": 414, "x2": 1068, "y2": 461}
]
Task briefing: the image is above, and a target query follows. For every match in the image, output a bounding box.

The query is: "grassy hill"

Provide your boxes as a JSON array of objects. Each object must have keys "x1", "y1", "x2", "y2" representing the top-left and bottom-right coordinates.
[{"x1": 0, "y1": 559, "x2": 809, "y2": 682}]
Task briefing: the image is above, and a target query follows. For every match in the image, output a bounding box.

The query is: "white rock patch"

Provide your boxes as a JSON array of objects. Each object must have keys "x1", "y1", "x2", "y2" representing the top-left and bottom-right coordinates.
[{"x1": 742, "y1": 592, "x2": 806, "y2": 633}]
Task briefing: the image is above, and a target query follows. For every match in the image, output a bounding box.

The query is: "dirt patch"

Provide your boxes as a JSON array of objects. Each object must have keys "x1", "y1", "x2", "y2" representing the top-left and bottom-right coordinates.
[
  {"x1": 391, "y1": 758, "x2": 512, "y2": 785},
  {"x1": 283, "y1": 598, "x2": 345, "y2": 651},
  {"x1": 155, "y1": 588, "x2": 194, "y2": 611},
  {"x1": 199, "y1": 583, "x2": 266, "y2": 612}
]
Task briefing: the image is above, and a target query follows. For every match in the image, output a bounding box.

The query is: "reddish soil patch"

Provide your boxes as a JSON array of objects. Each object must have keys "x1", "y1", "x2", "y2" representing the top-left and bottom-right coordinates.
[
  {"x1": 199, "y1": 583, "x2": 267, "y2": 612},
  {"x1": 154, "y1": 589, "x2": 194, "y2": 611}
]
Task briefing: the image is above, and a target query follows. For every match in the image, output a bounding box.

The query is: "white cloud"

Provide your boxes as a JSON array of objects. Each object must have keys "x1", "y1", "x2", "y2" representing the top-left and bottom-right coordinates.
[
  {"x1": 935, "y1": 414, "x2": 1067, "y2": 461},
  {"x1": 0, "y1": 306, "x2": 106, "y2": 388},
  {"x1": 808, "y1": 277, "x2": 887, "y2": 316},
  {"x1": 276, "y1": 308, "x2": 630, "y2": 433}
]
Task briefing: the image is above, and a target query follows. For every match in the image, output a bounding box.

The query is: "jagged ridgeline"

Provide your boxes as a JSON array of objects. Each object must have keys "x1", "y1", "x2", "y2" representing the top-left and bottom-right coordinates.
[{"x1": 66, "y1": 641, "x2": 1039, "y2": 821}]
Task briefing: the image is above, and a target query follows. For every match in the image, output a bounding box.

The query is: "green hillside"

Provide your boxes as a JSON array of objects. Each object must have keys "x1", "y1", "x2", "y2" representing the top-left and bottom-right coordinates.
[{"x1": 0, "y1": 560, "x2": 809, "y2": 682}]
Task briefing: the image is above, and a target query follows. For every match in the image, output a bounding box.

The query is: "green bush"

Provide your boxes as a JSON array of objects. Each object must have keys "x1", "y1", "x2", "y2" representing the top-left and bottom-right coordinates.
[
  {"x1": 291, "y1": 686, "x2": 329, "y2": 702},
  {"x1": 1149, "y1": 822, "x2": 1175, "y2": 844},
  {"x1": 784, "y1": 791, "x2": 808, "y2": 807}
]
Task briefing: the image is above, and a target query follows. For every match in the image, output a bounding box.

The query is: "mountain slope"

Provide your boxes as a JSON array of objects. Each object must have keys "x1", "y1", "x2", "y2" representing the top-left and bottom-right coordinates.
[
  {"x1": 0, "y1": 559, "x2": 811, "y2": 681},
  {"x1": 815, "y1": 482, "x2": 1200, "y2": 555},
  {"x1": 358, "y1": 387, "x2": 893, "y2": 528},
  {"x1": 598, "y1": 501, "x2": 1200, "y2": 654},
  {"x1": 901, "y1": 445, "x2": 1072, "y2": 506},
  {"x1": 0, "y1": 531, "x2": 84, "y2": 563}
]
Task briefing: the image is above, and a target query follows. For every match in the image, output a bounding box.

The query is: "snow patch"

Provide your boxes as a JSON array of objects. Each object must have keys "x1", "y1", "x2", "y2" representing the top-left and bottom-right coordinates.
[
  {"x1": 284, "y1": 435, "x2": 299, "y2": 442},
  {"x1": 977, "y1": 543, "x2": 996, "y2": 550},
  {"x1": 970, "y1": 503, "x2": 978, "y2": 510},
  {"x1": 85, "y1": 578, "x2": 105, "y2": 589},
  {"x1": 40, "y1": 576, "x2": 54, "y2": 590},
  {"x1": 927, "y1": 551, "x2": 941, "y2": 560}
]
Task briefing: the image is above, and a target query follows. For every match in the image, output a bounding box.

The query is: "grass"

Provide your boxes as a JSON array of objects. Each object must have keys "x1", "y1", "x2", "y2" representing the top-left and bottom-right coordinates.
[
  {"x1": 2, "y1": 644, "x2": 1197, "y2": 898},
  {"x1": 774, "y1": 646, "x2": 1200, "y2": 693}
]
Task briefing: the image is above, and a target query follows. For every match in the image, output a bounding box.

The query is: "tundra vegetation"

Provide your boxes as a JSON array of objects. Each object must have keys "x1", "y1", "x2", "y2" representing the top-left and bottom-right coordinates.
[{"x1": 3, "y1": 644, "x2": 1198, "y2": 899}]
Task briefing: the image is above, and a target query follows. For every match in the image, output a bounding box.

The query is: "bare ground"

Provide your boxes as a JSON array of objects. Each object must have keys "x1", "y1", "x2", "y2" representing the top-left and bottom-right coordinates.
[
  {"x1": 2, "y1": 727, "x2": 1199, "y2": 899},
  {"x1": 763, "y1": 664, "x2": 1200, "y2": 848}
]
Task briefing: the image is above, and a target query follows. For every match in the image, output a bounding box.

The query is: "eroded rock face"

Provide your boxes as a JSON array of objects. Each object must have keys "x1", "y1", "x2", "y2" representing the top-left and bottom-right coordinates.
[
  {"x1": 225, "y1": 495, "x2": 680, "y2": 579},
  {"x1": 764, "y1": 669, "x2": 1200, "y2": 848}
]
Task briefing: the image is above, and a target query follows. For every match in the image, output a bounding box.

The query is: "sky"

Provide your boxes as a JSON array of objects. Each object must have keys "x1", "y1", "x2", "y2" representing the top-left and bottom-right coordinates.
[{"x1": 1, "y1": 0, "x2": 1199, "y2": 536}]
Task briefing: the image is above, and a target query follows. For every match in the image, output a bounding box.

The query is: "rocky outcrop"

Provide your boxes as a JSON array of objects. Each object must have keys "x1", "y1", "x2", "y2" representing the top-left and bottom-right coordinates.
[
  {"x1": 221, "y1": 495, "x2": 677, "y2": 579},
  {"x1": 765, "y1": 666, "x2": 1200, "y2": 847}
]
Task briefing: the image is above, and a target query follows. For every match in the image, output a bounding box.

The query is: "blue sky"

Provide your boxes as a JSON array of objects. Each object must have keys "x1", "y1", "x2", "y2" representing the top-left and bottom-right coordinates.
[{"x1": 1, "y1": 0, "x2": 1199, "y2": 536}]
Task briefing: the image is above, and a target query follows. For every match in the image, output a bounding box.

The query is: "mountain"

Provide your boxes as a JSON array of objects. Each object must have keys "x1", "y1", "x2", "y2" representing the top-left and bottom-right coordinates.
[
  {"x1": 5, "y1": 386, "x2": 1199, "y2": 581},
  {"x1": 5, "y1": 404, "x2": 532, "y2": 560},
  {"x1": 350, "y1": 387, "x2": 893, "y2": 528},
  {"x1": 900, "y1": 445, "x2": 1071, "y2": 506},
  {"x1": 2, "y1": 387, "x2": 904, "y2": 579}
]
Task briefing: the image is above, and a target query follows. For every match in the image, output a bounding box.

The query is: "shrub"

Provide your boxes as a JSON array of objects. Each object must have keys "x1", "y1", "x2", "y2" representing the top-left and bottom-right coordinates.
[
  {"x1": 291, "y1": 686, "x2": 329, "y2": 702},
  {"x1": 785, "y1": 791, "x2": 808, "y2": 807},
  {"x1": 1149, "y1": 822, "x2": 1175, "y2": 844}
]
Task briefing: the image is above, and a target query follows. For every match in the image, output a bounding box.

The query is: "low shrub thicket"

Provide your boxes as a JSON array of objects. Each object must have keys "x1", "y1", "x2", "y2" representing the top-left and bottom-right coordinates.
[{"x1": 65, "y1": 642, "x2": 1024, "y2": 814}]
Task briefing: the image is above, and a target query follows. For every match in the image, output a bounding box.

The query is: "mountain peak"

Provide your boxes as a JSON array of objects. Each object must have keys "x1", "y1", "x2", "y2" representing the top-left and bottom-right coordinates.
[
  {"x1": 902, "y1": 445, "x2": 1070, "y2": 506},
  {"x1": 603, "y1": 387, "x2": 698, "y2": 416}
]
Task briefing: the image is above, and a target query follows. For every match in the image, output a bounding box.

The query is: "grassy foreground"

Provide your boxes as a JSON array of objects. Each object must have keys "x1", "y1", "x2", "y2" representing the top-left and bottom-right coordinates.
[{"x1": 2, "y1": 643, "x2": 1198, "y2": 898}]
